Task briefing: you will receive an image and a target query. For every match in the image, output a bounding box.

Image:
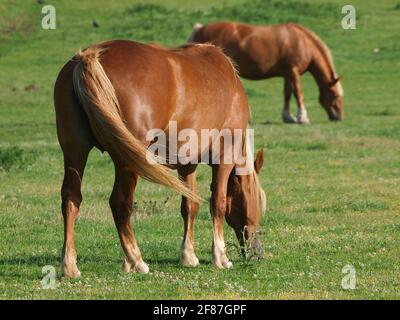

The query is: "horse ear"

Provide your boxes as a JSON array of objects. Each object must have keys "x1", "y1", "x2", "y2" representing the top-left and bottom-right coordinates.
[
  {"x1": 193, "y1": 22, "x2": 203, "y2": 31},
  {"x1": 254, "y1": 149, "x2": 264, "y2": 174},
  {"x1": 331, "y1": 75, "x2": 343, "y2": 86}
]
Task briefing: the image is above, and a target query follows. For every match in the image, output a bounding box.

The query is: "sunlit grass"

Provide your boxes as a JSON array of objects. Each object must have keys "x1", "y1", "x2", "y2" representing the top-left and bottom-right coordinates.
[{"x1": 0, "y1": 0, "x2": 399, "y2": 299}]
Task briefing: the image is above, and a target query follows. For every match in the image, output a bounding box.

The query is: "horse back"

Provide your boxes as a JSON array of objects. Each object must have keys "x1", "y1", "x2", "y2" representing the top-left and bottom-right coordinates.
[
  {"x1": 196, "y1": 22, "x2": 315, "y2": 79},
  {"x1": 88, "y1": 40, "x2": 249, "y2": 140}
]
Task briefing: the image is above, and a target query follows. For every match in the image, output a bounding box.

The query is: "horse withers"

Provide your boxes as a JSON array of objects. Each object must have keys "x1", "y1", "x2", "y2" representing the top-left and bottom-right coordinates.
[
  {"x1": 189, "y1": 21, "x2": 344, "y2": 124},
  {"x1": 54, "y1": 40, "x2": 266, "y2": 278}
]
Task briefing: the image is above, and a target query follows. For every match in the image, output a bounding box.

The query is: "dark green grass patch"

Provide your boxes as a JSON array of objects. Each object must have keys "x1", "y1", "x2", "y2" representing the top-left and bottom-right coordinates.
[
  {"x1": 0, "y1": 146, "x2": 38, "y2": 172},
  {"x1": 111, "y1": 0, "x2": 338, "y2": 46}
]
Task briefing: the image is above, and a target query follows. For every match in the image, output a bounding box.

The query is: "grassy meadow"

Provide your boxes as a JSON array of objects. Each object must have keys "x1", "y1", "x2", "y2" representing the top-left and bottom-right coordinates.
[{"x1": 0, "y1": 0, "x2": 399, "y2": 299}]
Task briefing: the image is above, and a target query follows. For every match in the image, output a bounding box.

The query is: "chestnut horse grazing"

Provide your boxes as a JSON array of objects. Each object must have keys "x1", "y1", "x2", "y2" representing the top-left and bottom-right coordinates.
[
  {"x1": 189, "y1": 22, "x2": 344, "y2": 124},
  {"x1": 54, "y1": 40, "x2": 266, "y2": 278}
]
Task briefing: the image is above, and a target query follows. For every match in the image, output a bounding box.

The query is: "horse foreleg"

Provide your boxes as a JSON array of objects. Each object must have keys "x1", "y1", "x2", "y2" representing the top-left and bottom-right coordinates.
[
  {"x1": 109, "y1": 168, "x2": 149, "y2": 274},
  {"x1": 178, "y1": 166, "x2": 200, "y2": 267},
  {"x1": 282, "y1": 77, "x2": 297, "y2": 123},
  {"x1": 210, "y1": 164, "x2": 234, "y2": 269},
  {"x1": 291, "y1": 68, "x2": 310, "y2": 124},
  {"x1": 61, "y1": 148, "x2": 90, "y2": 278}
]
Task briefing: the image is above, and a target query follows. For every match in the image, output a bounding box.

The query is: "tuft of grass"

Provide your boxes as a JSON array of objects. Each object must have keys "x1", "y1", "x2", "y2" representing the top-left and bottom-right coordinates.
[
  {"x1": 0, "y1": 146, "x2": 38, "y2": 172},
  {"x1": 133, "y1": 197, "x2": 175, "y2": 220},
  {"x1": 368, "y1": 109, "x2": 394, "y2": 116},
  {"x1": 227, "y1": 228, "x2": 264, "y2": 266}
]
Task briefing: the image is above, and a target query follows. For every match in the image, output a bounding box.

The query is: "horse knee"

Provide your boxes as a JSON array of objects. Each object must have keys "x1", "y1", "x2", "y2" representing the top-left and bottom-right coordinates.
[
  {"x1": 61, "y1": 160, "x2": 86, "y2": 215},
  {"x1": 109, "y1": 194, "x2": 121, "y2": 214},
  {"x1": 61, "y1": 186, "x2": 82, "y2": 218},
  {"x1": 191, "y1": 202, "x2": 200, "y2": 216},
  {"x1": 211, "y1": 195, "x2": 227, "y2": 218},
  {"x1": 61, "y1": 186, "x2": 82, "y2": 204},
  {"x1": 181, "y1": 198, "x2": 199, "y2": 218}
]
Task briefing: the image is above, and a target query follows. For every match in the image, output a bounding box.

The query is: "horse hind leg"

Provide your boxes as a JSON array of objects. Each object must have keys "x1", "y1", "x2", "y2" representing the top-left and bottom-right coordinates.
[
  {"x1": 178, "y1": 166, "x2": 200, "y2": 267},
  {"x1": 58, "y1": 110, "x2": 93, "y2": 278},
  {"x1": 60, "y1": 146, "x2": 90, "y2": 278},
  {"x1": 56, "y1": 63, "x2": 94, "y2": 278},
  {"x1": 109, "y1": 167, "x2": 149, "y2": 274}
]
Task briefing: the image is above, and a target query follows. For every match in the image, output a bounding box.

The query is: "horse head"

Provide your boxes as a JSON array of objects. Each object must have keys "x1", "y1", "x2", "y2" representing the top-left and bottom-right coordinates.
[
  {"x1": 225, "y1": 149, "x2": 266, "y2": 256},
  {"x1": 319, "y1": 75, "x2": 344, "y2": 121}
]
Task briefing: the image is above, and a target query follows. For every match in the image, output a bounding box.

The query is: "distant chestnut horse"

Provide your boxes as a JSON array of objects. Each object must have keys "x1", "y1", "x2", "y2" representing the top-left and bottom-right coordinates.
[
  {"x1": 54, "y1": 40, "x2": 266, "y2": 278},
  {"x1": 189, "y1": 22, "x2": 344, "y2": 124}
]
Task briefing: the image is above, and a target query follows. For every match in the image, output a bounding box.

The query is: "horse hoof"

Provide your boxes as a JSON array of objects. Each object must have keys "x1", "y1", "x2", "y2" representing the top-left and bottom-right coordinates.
[
  {"x1": 134, "y1": 261, "x2": 150, "y2": 274},
  {"x1": 213, "y1": 258, "x2": 233, "y2": 269},
  {"x1": 122, "y1": 258, "x2": 132, "y2": 273},
  {"x1": 61, "y1": 265, "x2": 81, "y2": 279},
  {"x1": 298, "y1": 118, "x2": 310, "y2": 124},
  {"x1": 213, "y1": 261, "x2": 224, "y2": 269},
  {"x1": 123, "y1": 258, "x2": 150, "y2": 274},
  {"x1": 282, "y1": 115, "x2": 298, "y2": 124},
  {"x1": 181, "y1": 255, "x2": 200, "y2": 267}
]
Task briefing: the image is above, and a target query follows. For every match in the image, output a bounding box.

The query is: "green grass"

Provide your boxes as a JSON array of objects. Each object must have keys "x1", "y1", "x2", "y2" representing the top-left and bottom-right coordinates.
[{"x1": 0, "y1": 0, "x2": 399, "y2": 299}]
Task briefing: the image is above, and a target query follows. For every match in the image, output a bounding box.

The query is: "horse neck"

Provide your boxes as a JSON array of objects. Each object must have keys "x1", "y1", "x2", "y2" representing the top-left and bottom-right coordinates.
[{"x1": 308, "y1": 48, "x2": 336, "y2": 92}]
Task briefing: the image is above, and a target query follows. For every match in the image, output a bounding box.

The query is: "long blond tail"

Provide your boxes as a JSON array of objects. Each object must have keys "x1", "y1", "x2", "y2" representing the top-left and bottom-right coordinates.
[{"x1": 72, "y1": 46, "x2": 201, "y2": 203}]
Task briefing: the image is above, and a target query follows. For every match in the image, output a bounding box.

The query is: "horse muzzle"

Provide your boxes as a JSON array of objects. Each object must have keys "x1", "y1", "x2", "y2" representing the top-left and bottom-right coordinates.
[{"x1": 328, "y1": 110, "x2": 343, "y2": 121}]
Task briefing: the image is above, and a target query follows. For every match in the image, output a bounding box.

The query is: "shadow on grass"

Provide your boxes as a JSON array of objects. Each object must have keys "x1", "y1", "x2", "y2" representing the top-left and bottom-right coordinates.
[
  {"x1": 0, "y1": 253, "x2": 59, "y2": 267},
  {"x1": 0, "y1": 253, "x2": 118, "y2": 276},
  {"x1": 0, "y1": 253, "x2": 212, "y2": 276},
  {"x1": 0, "y1": 253, "x2": 59, "y2": 280},
  {"x1": 145, "y1": 257, "x2": 212, "y2": 267},
  {"x1": 254, "y1": 120, "x2": 329, "y2": 125}
]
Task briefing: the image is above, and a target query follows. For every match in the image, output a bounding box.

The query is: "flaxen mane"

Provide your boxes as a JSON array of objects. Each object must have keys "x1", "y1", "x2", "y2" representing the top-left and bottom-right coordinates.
[
  {"x1": 291, "y1": 24, "x2": 343, "y2": 96},
  {"x1": 291, "y1": 24, "x2": 337, "y2": 77}
]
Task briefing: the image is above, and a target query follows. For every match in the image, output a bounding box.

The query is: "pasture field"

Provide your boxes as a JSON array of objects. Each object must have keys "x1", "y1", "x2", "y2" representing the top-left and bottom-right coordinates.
[{"x1": 0, "y1": 0, "x2": 399, "y2": 299}]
